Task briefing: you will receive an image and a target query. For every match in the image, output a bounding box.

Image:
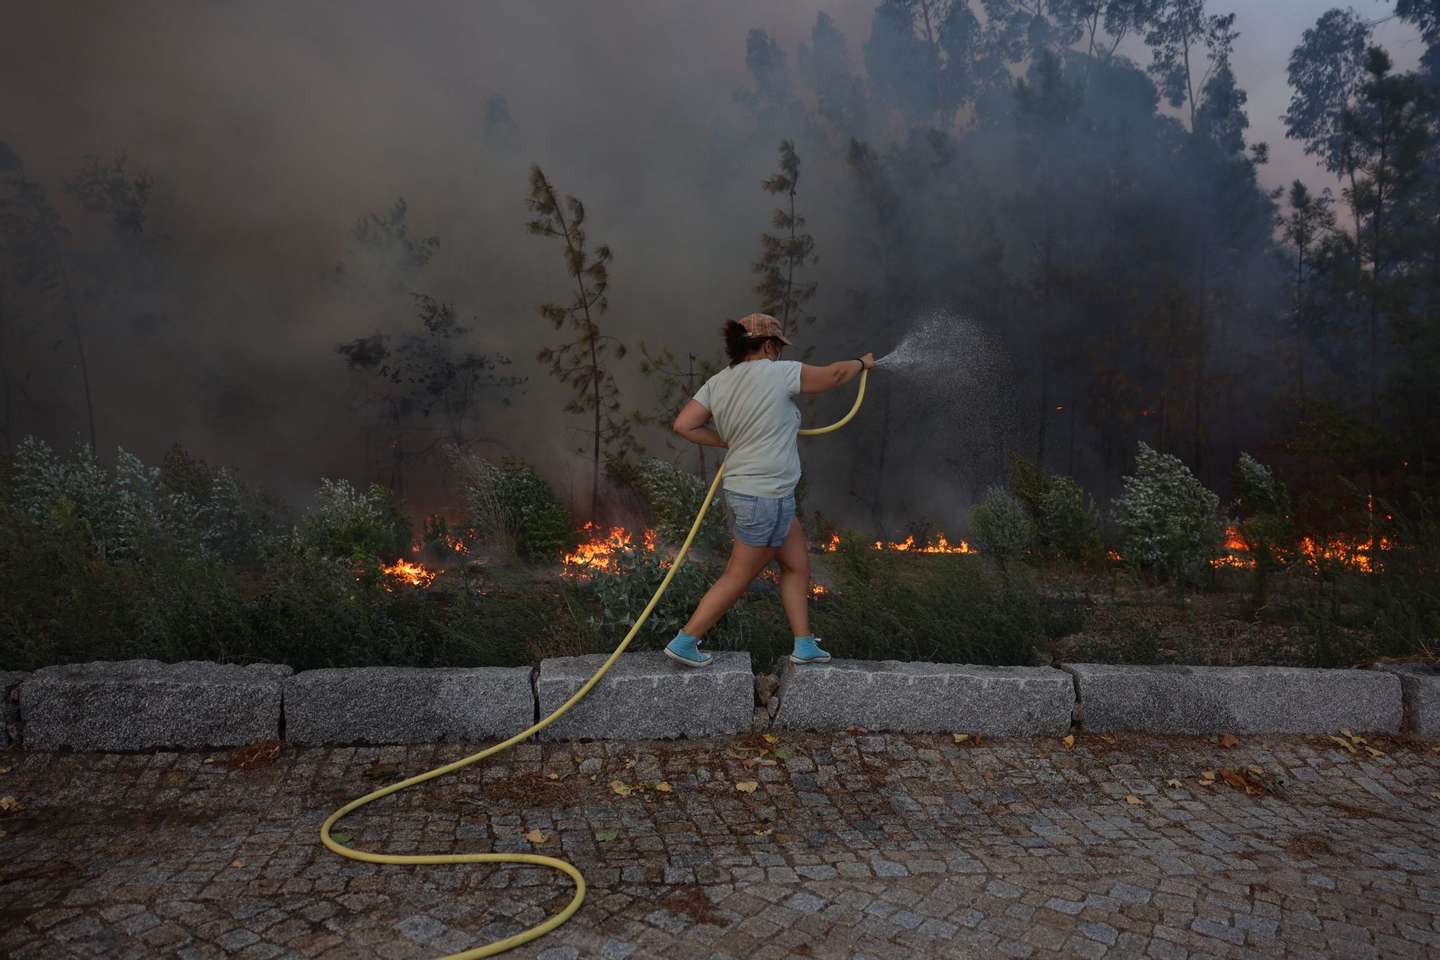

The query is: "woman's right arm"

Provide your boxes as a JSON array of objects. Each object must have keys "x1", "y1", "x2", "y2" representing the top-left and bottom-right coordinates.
[{"x1": 800, "y1": 353, "x2": 876, "y2": 394}]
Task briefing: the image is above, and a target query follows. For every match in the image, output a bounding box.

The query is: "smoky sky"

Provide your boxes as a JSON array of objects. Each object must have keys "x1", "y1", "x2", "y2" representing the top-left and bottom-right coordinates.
[{"x1": 0, "y1": 0, "x2": 1424, "y2": 524}]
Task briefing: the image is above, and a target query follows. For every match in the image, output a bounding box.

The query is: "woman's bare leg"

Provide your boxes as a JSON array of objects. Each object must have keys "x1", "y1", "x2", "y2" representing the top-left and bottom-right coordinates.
[
  {"x1": 775, "y1": 519, "x2": 811, "y2": 638},
  {"x1": 682, "y1": 540, "x2": 776, "y2": 637}
]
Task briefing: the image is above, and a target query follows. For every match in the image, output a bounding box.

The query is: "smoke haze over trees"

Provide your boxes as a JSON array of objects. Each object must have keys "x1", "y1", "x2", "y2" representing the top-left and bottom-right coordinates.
[{"x1": 1, "y1": 0, "x2": 1437, "y2": 537}]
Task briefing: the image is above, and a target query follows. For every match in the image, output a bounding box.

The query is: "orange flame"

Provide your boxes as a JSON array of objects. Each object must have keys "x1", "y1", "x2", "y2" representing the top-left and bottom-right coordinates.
[
  {"x1": 1298, "y1": 533, "x2": 1390, "y2": 574},
  {"x1": 1208, "y1": 524, "x2": 1255, "y2": 569},
  {"x1": 562, "y1": 523, "x2": 660, "y2": 578},
  {"x1": 821, "y1": 532, "x2": 977, "y2": 554},
  {"x1": 379, "y1": 558, "x2": 439, "y2": 588}
]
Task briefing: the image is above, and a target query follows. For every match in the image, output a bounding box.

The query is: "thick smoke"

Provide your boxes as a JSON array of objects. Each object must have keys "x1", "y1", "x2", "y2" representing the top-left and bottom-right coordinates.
[{"x1": 0, "y1": 1, "x2": 1423, "y2": 534}]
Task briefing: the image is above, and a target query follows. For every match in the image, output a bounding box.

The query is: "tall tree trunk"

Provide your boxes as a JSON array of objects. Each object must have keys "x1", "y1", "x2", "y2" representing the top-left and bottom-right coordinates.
[
  {"x1": 591, "y1": 336, "x2": 601, "y2": 521},
  {"x1": 55, "y1": 253, "x2": 97, "y2": 453}
]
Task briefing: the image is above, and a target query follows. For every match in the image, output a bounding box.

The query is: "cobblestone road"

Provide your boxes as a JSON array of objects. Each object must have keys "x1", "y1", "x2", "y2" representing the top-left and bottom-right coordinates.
[{"x1": 3, "y1": 729, "x2": 1439, "y2": 959}]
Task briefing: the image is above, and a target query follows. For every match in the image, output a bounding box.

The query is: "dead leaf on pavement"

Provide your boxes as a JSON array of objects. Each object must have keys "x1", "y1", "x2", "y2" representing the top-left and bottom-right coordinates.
[
  {"x1": 952, "y1": 733, "x2": 970, "y2": 744},
  {"x1": 227, "y1": 740, "x2": 282, "y2": 770},
  {"x1": 753, "y1": 826, "x2": 774, "y2": 836},
  {"x1": 1327, "y1": 735, "x2": 1358, "y2": 754},
  {"x1": 763, "y1": 734, "x2": 779, "y2": 745},
  {"x1": 1165, "y1": 778, "x2": 1183, "y2": 789},
  {"x1": 524, "y1": 829, "x2": 547, "y2": 844},
  {"x1": 655, "y1": 781, "x2": 672, "y2": 793},
  {"x1": 0, "y1": 765, "x2": 12, "y2": 775},
  {"x1": 1364, "y1": 746, "x2": 1386, "y2": 758},
  {"x1": 1123, "y1": 795, "x2": 1143, "y2": 806},
  {"x1": 1061, "y1": 735, "x2": 1075, "y2": 749},
  {"x1": 229, "y1": 859, "x2": 245, "y2": 868},
  {"x1": 546, "y1": 772, "x2": 560, "y2": 781},
  {"x1": 364, "y1": 762, "x2": 402, "y2": 782},
  {"x1": 1099, "y1": 734, "x2": 1116, "y2": 744},
  {"x1": 0, "y1": 795, "x2": 23, "y2": 815},
  {"x1": 1199, "y1": 770, "x2": 1217, "y2": 784},
  {"x1": 735, "y1": 780, "x2": 759, "y2": 794},
  {"x1": 1219, "y1": 733, "x2": 1240, "y2": 749},
  {"x1": 609, "y1": 780, "x2": 633, "y2": 797}
]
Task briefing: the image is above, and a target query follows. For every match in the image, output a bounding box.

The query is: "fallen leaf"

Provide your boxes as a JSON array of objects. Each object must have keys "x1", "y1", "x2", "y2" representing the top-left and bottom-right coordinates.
[
  {"x1": 952, "y1": 733, "x2": 970, "y2": 744},
  {"x1": 1431, "y1": 745, "x2": 1440, "y2": 754},
  {"x1": 329, "y1": 832, "x2": 352, "y2": 844},
  {"x1": 202, "y1": 756, "x2": 215, "y2": 764},
  {"x1": 229, "y1": 859, "x2": 245, "y2": 868},
  {"x1": 546, "y1": 773, "x2": 560, "y2": 781},
  {"x1": 524, "y1": 829, "x2": 547, "y2": 844},
  {"x1": 1099, "y1": 735, "x2": 1116, "y2": 744},
  {"x1": 1327, "y1": 734, "x2": 1358, "y2": 754},
  {"x1": 1220, "y1": 769, "x2": 1248, "y2": 790},
  {"x1": 1123, "y1": 795, "x2": 1143, "y2": 805},
  {"x1": 609, "y1": 780, "x2": 633, "y2": 797},
  {"x1": 0, "y1": 766, "x2": 12, "y2": 774},
  {"x1": 1431, "y1": 791, "x2": 1440, "y2": 801},
  {"x1": 594, "y1": 829, "x2": 618, "y2": 842},
  {"x1": 1219, "y1": 733, "x2": 1240, "y2": 749},
  {"x1": 1165, "y1": 778, "x2": 1183, "y2": 789},
  {"x1": 0, "y1": 795, "x2": 23, "y2": 815},
  {"x1": 364, "y1": 762, "x2": 402, "y2": 782},
  {"x1": 655, "y1": 781, "x2": 672, "y2": 793},
  {"x1": 763, "y1": 734, "x2": 779, "y2": 745},
  {"x1": 1364, "y1": 746, "x2": 1386, "y2": 758},
  {"x1": 1247, "y1": 764, "x2": 1264, "y2": 776},
  {"x1": 227, "y1": 740, "x2": 283, "y2": 770},
  {"x1": 753, "y1": 826, "x2": 774, "y2": 836},
  {"x1": 1341, "y1": 728, "x2": 1354, "y2": 739},
  {"x1": 1199, "y1": 770, "x2": 1217, "y2": 784},
  {"x1": 735, "y1": 780, "x2": 759, "y2": 794},
  {"x1": 1061, "y1": 735, "x2": 1075, "y2": 749}
]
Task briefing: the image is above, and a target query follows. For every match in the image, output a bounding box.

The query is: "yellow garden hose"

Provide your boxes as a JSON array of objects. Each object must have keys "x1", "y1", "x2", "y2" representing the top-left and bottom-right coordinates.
[{"x1": 321, "y1": 370, "x2": 869, "y2": 959}]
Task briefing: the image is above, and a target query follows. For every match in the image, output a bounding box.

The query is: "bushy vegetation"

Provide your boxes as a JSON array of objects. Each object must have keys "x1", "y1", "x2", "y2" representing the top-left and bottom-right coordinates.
[
  {"x1": 448, "y1": 447, "x2": 573, "y2": 561},
  {"x1": 606, "y1": 455, "x2": 726, "y2": 549},
  {"x1": 1111, "y1": 442, "x2": 1223, "y2": 589},
  {"x1": 968, "y1": 485, "x2": 1035, "y2": 571},
  {"x1": 0, "y1": 440, "x2": 537, "y2": 671},
  {"x1": 1038, "y1": 475, "x2": 1103, "y2": 564}
]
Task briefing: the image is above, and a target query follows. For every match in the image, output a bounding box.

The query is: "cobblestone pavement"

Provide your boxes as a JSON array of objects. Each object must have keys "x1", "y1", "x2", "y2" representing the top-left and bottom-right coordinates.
[{"x1": 3, "y1": 729, "x2": 1440, "y2": 959}]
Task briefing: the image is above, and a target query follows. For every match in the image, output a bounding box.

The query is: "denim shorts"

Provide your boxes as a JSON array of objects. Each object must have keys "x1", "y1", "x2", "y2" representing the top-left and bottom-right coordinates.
[{"x1": 724, "y1": 490, "x2": 796, "y2": 548}]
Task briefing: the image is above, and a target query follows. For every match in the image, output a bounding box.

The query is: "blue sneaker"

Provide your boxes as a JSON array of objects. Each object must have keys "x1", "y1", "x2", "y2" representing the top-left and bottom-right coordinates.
[
  {"x1": 664, "y1": 633, "x2": 712, "y2": 668},
  {"x1": 790, "y1": 636, "x2": 831, "y2": 664}
]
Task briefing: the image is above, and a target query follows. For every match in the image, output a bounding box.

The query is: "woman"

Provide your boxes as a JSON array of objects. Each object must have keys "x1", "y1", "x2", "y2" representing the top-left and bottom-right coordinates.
[{"x1": 664, "y1": 312, "x2": 876, "y2": 668}]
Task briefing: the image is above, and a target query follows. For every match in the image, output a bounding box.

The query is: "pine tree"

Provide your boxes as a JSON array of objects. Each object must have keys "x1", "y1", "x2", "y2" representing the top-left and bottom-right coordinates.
[
  {"x1": 754, "y1": 140, "x2": 818, "y2": 339},
  {"x1": 526, "y1": 165, "x2": 637, "y2": 520}
]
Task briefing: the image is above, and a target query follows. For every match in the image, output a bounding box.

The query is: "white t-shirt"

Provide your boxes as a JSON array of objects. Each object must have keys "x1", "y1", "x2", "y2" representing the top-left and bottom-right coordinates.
[{"x1": 693, "y1": 359, "x2": 803, "y2": 499}]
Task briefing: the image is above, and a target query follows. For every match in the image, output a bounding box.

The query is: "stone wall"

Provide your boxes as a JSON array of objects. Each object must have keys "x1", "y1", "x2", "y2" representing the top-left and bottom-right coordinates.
[{"x1": 0, "y1": 656, "x2": 1429, "y2": 750}]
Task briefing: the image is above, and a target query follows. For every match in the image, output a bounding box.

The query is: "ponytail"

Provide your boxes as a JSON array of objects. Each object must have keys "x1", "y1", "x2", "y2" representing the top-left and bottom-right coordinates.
[{"x1": 723, "y1": 320, "x2": 769, "y2": 366}]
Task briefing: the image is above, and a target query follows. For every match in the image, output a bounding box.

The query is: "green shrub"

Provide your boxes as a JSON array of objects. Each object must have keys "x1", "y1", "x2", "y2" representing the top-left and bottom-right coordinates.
[
  {"x1": 607, "y1": 455, "x2": 725, "y2": 548},
  {"x1": 1111, "y1": 441, "x2": 1222, "y2": 588},
  {"x1": 969, "y1": 485, "x2": 1035, "y2": 569},
  {"x1": 585, "y1": 541, "x2": 755, "y2": 645},
  {"x1": 1038, "y1": 475, "x2": 1102, "y2": 563},
  {"x1": 295, "y1": 478, "x2": 411, "y2": 560},
  {"x1": 1231, "y1": 452, "x2": 1294, "y2": 606},
  {"x1": 449, "y1": 450, "x2": 573, "y2": 561}
]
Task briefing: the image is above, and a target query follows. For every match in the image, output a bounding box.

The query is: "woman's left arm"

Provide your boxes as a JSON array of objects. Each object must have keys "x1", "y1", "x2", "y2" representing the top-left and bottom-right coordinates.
[{"x1": 673, "y1": 400, "x2": 728, "y2": 448}]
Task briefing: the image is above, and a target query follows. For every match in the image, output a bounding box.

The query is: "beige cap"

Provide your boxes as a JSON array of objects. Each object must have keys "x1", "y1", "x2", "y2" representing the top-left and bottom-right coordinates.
[{"x1": 738, "y1": 312, "x2": 792, "y2": 345}]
